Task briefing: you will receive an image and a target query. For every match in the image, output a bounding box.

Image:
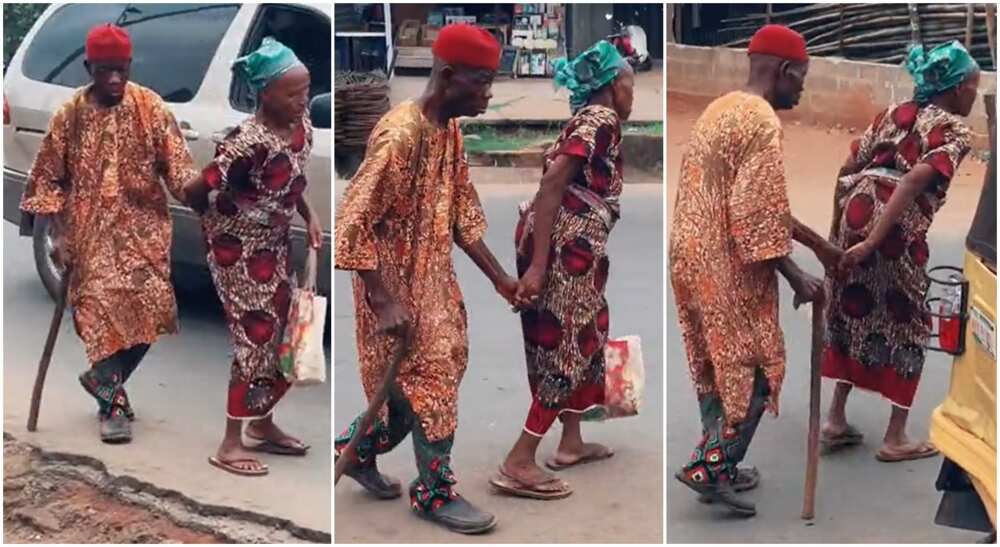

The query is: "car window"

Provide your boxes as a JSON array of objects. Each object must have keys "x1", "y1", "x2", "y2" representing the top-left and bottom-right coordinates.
[
  {"x1": 22, "y1": 3, "x2": 239, "y2": 103},
  {"x1": 231, "y1": 5, "x2": 331, "y2": 113}
]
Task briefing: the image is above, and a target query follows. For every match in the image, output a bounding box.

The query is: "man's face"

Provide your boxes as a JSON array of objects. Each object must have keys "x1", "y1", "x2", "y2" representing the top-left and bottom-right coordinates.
[
  {"x1": 774, "y1": 60, "x2": 808, "y2": 110},
  {"x1": 261, "y1": 65, "x2": 311, "y2": 121},
  {"x1": 444, "y1": 65, "x2": 495, "y2": 118},
  {"x1": 86, "y1": 59, "x2": 131, "y2": 103}
]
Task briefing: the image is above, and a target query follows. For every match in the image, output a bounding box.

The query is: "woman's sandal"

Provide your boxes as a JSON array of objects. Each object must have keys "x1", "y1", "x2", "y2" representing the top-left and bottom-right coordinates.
[
  {"x1": 489, "y1": 467, "x2": 572, "y2": 500},
  {"x1": 208, "y1": 455, "x2": 269, "y2": 476}
]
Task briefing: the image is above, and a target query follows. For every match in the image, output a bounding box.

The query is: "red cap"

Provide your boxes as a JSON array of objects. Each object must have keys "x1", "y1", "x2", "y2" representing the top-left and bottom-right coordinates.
[
  {"x1": 431, "y1": 24, "x2": 501, "y2": 71},
  {"x1": 85, "y1": 24, "x2": 132, "y2": 62},
  {"x1": 748, "y1": 24, "x2": 808, "y2": 63}
]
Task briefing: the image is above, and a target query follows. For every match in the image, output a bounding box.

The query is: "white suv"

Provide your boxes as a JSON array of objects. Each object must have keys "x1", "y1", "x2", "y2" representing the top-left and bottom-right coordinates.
[{"x1": 3, "y1": 3, "x2": 332, "y2": 297}]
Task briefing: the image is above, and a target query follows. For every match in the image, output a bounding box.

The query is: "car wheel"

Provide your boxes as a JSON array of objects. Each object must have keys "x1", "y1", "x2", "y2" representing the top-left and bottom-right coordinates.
[{"x1": 32, "y1": 215, "x2": 65, "y2": 302}]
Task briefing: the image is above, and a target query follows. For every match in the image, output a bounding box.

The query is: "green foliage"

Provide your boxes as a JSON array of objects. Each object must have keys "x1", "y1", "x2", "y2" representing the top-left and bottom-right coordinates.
[{"x1": 4, "y1": 4, "x2": 49, "y2": 67}]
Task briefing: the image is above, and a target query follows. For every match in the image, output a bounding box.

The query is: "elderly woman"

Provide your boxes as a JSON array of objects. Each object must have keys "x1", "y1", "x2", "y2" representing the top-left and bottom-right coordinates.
[
  {"x1": 821, "y1": 41, "x2": 979, "y2": 462},
  {"x1": 491, "y1": 41, "x2": 634, "y2": 499},
  {"x1": 186, "y1": 38, "x2": 322, "y2": 476}
]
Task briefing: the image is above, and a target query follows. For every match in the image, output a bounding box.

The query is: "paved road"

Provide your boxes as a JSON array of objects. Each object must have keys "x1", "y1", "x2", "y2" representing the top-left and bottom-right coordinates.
[
  {"x1": 334, "y1": 183, "x2": 664, "y2": 543},
  {"x1": 665, "y1": 104, "x2": 990, "y2": 543},
  {"x1": 2, "y1": 222, "x2": 331, "y2": 534}
]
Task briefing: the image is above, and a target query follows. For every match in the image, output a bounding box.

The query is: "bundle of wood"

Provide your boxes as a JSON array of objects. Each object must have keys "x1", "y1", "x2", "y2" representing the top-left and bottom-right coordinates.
[
  {"x1": 335, "y1": 71, "x2": 391, "y2": 148},
  {"x1": 721, "y1": 3, "x2": 995, "y2": 70}
]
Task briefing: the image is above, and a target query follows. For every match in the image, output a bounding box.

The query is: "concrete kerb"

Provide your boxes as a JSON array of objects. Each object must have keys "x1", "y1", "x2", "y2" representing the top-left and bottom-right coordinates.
[{"x1": 4, "y1": 432, "x2": 330, "y2": 544}]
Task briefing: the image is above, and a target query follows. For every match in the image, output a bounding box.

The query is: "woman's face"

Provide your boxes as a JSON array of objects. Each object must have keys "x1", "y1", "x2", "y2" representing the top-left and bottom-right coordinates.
[
  {"x1": 262, "y1": 65, "x2": 311, "y2": 122},
  {"x1": 953, "y1": 70, "x2": 980, "y2": 117},
  {"x1": 612, "y1": 65, "x2": 635, "y2": 121}
]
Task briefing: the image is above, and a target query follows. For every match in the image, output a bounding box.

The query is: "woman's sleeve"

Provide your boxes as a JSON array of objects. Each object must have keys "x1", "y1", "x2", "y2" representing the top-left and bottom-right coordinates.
[{"x1": 918, "y1": 118, "x2": 971, "y2": 190}]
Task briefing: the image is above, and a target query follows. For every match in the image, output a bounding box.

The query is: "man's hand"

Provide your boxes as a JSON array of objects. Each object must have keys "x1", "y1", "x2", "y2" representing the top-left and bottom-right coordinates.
[
  {"x1": 815, "y1": 240, "x2": 845, "y2": 276},
  {"x1": 790, "y1": 270, "x2": 824, "y2": 308},
  {"x1": 494, "y1": 274, "x2": 520, "y2": 308},
  {"x1": 51, "y1": 232, "x2": 71, "y2": 269},
  {"x1": 307, "y1": 217, "x2": 323, "y2": 250},
  {"x1": 370, "y1": 293, "x2": 412, "y2": 339}
]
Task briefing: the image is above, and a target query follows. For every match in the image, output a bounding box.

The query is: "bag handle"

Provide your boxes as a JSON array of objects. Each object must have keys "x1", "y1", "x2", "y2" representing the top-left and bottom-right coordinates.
[{"x1": 300, "y1": 247, "x2": 318, "y2": 292}]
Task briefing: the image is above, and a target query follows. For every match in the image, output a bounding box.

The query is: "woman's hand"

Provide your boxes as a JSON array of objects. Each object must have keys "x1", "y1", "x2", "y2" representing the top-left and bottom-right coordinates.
[
  {"x1": 840, "y1": 239, "x2": 876, "y2": 270},
  {"x1": 516, "y1": 265, "x2": 545, "y2": 306},
  {"x1": 307, "y1": 217, "x2": 323, "y2": 250}
]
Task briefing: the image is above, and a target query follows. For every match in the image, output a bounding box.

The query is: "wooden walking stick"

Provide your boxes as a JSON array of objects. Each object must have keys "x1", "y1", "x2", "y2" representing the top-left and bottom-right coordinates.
[
  {"x1": 334, "y1": 332, "x2": 412, "y2": 485},
  {"x1": 27, "y1": 265, "x2": 72, "y2": 432},
  {"x1": 796, "y1": 287, "x2": 827, "y2": 520}
]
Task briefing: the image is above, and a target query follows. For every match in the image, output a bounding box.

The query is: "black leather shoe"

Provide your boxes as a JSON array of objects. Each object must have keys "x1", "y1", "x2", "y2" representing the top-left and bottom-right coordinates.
[
  {"x1": 100, "y1": 414, "x2": 132, "y2": 444},
  {"x1": 338, "y1": 457, "x2": 402, "y2": 499},
  {"x1": 698, "y1": 466, "x2": 760, "y2": 503},
  {"x1": 415, "y1": 496, "x2": 497, "y2": 534}
]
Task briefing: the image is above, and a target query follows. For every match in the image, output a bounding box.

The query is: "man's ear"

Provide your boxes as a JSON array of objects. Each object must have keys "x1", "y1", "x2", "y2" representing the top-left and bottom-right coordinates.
[{"x1": 778, "y1": 59, "x2": 791, "y2": 78}]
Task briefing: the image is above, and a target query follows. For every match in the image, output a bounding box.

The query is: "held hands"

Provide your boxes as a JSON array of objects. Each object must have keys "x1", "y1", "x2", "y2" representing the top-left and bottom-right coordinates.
[
  {"x1": 839, "y1": 239, "x2": 876, "y2": 271},
  {"x1": 508, "y1": 265, "x2": 544, "y2": 311},
  {"x1": 815, "y1": 241, "x2": 845, "y2": 277}
]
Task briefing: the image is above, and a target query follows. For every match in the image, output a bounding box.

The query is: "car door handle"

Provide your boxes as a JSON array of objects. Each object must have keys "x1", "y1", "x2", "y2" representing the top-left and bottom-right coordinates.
[{"x1": 211, "y1": 127, "x2": 236, "y2": 144}]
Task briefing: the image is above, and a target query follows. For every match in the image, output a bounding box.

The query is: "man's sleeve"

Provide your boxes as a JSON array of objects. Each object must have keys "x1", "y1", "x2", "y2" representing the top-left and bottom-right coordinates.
[
  {"x1": 20, "y1": 104, "x2": 71, "y2": 214},
  {"x1": 152, "y1": 97, "x2": 198, "y2": 202},
  {"x1": 334, "y1": 126, "x2": 405, "y2": 271},
  {"x1": 729, "y1": 116, "x2": 792, "y2": 264},
  {"x1": 451, "y1": 126, "x2": 487, "y2": 247}
]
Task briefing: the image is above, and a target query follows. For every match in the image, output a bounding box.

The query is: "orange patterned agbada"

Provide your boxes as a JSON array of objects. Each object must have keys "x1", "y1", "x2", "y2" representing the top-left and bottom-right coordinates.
[
  {"x1": 20, "y1": 82, "x2": 196, "y2": 364},
  {"x1": 669, "y1": 91, "x2": 793, "y2": 426},
  {"x1": 335, "y1": 100, "x2": 487, "y2": 442}
]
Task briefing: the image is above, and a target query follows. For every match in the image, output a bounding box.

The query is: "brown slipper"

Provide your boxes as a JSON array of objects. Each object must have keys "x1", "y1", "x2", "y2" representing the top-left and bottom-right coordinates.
[
  {"x1": 489, "y1": 467, "x2": 572, "y2": 500},
  {"x1": 545, "y1": 445, "x2": 615, "y2": 471},
  {"x1": 876, "y1": 441, "x2": 939, "y2": 463},
  {"x1": 208, "y1": 456, "x2": 269, "y2": 476},
  {"x1": 820, "y1": 424, "x2": 864, "y2": 453}
]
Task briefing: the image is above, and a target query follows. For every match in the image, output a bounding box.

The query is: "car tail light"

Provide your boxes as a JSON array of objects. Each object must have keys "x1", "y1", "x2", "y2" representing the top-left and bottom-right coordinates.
[{"x1": 3, "y1": 95, "x2": 9, "y2": 126}]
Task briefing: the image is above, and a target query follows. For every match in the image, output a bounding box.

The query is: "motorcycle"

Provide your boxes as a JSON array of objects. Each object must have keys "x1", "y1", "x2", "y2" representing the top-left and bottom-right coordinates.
[{"x1": 606, "y1": 15, "x2": 652, "y2": 72}]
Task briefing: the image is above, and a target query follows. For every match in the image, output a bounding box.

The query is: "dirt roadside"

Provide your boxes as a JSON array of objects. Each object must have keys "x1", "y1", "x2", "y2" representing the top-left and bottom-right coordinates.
[{"x1": 3, "y1": 434, "x2": 329, "y2": 544}]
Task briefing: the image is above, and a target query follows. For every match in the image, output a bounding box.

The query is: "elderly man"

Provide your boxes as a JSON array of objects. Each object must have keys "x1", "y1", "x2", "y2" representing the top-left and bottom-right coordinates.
[
  {"x1": 669, "y1": 24, "x2": 841, "y2": 516},
  {"x1": 334, "y1": 24, "x2": 518, "y2": 534},
  {"x1": 20, "y1": 24, "x2": 196, "y2": 444}
]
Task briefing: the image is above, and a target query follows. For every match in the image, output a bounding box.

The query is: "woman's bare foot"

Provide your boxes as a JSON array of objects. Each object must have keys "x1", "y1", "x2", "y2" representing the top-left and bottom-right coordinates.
[
  {"x1": 501, "y1": 457, "x2": 556, "y2": 486},
  {"x1": 876, "y1": 438, "x2": 938, "y2": 462},
  {"x1": 549, "y1": 442, "x2": 614, "y2": 468},
  {"x1": 246, "y1": 417, "x2": 307, "y2": 450}
]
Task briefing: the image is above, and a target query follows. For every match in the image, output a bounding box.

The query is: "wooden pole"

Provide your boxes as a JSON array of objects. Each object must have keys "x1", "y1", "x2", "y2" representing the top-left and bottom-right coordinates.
[
  {"x1": 986, "y1": 4, "x2": 997, "y2": 67},
  {"x1": 27, "y1": 267, "x2": 71, "y2": 432},
  {"x1": 965, "y1": 4, "x2": 975, "y2": 49},
  {"x1": 335, "y1": 336, "x2": 410, "y2": 485},
  {"x1": 797, "y1": 288, "x2": 826, "y2": 520},
  {"x1": 908, "y1": 3, "x2": 923, "y2": 47}
]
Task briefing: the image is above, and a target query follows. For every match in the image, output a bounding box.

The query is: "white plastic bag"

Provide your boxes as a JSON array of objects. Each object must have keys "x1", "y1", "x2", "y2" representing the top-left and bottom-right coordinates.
[{"x1": 278, "y1": 248, "x2": 327, "y2": 385}]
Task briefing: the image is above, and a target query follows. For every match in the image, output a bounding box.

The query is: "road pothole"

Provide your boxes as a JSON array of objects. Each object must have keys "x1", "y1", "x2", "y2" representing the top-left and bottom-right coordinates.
[{"x1": 3, "y1": 433, "x2": 330, "y2": 543}]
